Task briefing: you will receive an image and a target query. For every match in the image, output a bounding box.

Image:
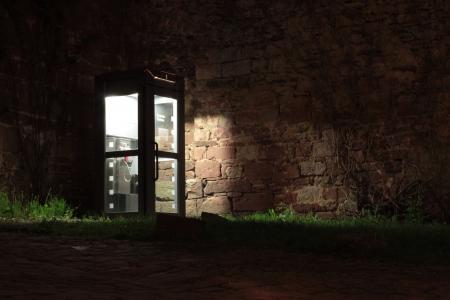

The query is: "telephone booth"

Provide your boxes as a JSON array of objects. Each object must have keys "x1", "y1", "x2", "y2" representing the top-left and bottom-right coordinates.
[{"x1": 95, "y1": 69, "x2": 185, "y2": 216}]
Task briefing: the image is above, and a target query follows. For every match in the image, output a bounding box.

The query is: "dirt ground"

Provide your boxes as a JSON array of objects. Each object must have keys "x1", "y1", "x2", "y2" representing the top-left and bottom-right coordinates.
[{"x1": 0, "y1": 233, "x2": 449, "y2": 299}]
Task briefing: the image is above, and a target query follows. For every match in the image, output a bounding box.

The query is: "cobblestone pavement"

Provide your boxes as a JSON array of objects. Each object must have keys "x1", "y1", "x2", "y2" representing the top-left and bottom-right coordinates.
[{"x1": 0, "y1": 233, "x2": 449, "y2": 299}]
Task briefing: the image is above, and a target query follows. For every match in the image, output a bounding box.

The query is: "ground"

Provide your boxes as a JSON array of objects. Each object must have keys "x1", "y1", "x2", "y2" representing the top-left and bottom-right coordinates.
[{"x1": 0, "y1": 233, "x2": 449, "y2": 299}]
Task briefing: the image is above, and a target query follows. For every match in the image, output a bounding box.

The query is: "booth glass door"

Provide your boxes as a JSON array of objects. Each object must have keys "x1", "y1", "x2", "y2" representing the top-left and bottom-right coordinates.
[
  {"x1": 104, "y1": 92, "x2": 140, "y2": 213},
  {"x1": 99, "y1": 71, "x2": 185, "y2": 216},
  {"x1": 153, "y1": 94, "x2": 182, "y2": 214}
]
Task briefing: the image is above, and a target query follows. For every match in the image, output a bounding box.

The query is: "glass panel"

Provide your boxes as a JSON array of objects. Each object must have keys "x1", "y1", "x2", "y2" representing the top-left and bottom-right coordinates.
[
  {"x1": 155, "y1": 95, "x2": 177, "y2": 153},
  {"x1": 155, "y1": 157, "x2": 177, "y2": 213},
  {"x1": 105, "y1": 156, "x2": 139, "y2": 213},
  {"x1": 105, "y1": 93, "x2": 138, "y2": 152}
]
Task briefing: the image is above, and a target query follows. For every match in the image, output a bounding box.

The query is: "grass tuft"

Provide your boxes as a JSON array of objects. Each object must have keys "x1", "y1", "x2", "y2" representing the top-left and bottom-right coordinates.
[
  {"x1": 205, "y1": 209, "x2": 450, "y2": 264},
  {"x1": 0, "y1": 199, "x2": 449, "y2": 265},
  {"x1": 0, "y1": 216, "x2": 155, "y2": 240},
  {"x1": 0, "y1": 192, "x2": 74, "y2": 220}
]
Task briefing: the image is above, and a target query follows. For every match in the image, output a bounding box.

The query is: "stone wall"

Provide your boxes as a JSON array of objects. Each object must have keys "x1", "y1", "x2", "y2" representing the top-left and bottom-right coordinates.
[{"x1": 0, "y1": 1, "x2": 449, "y2": 218}]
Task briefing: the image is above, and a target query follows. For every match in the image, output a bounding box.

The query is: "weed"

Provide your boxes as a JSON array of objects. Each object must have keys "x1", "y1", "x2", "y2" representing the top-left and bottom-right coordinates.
[
  {"x1": 0, "y1": 201, "x2": 448, "y2": 265},
  {"x1": 206, "y1": 209, "x2": 450, "y2": 265},
  {"x1": 0, "y1": 192, "x2": 25, "y2": 218},
  {"x1": 0, "y1": 192, "x2": 73, "y2": 220}
]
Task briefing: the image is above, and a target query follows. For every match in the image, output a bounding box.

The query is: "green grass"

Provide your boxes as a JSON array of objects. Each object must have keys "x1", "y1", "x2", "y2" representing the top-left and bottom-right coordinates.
[
  {"x1": 0, "y1": 216, "x2": 155, "y2": 240},
  {"x1": 0, "y1": 192, "x2": 74, "y2": 220},
  {"x1": 0, "y1": 193, "x2": 448, "y2": 265},
  {"x1": 205, "y1": 210, "x2": 450, "y2": 265},
  {"x1": 0, "y1": 192, "x2": 155, "y2": 240}
]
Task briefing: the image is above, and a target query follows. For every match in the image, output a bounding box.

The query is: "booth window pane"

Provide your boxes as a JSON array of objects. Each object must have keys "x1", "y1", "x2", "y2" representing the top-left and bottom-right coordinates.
[
  {"x1": 155, "y1": 95, "x2": 177, "y2": 153},
  {"x1": 105, "y1": 156, "x2": 139, "y2": 213},
  {"x1": 155, "y1": 157, "x2": 177, "y2": 214},
  {"x1": 105, "y1": 93, "x2": 138, "y2": 152}
]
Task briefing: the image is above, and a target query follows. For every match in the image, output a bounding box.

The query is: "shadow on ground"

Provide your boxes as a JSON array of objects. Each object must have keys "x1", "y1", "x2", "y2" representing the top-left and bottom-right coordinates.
[{"x1": 0, "y1": 232, "x2": 449, "y2": 299}]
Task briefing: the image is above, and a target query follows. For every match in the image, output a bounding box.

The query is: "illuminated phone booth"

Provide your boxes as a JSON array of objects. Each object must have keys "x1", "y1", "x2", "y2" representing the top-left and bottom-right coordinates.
[{"x1": 95, "y1": 69, "x2": 185, "y2": 216}]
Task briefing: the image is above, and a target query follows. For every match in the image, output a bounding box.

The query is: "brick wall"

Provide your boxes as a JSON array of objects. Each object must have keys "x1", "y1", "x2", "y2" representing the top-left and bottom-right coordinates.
[{"x1": 0, "y1": 1, "x2": 449, "y2": 218}]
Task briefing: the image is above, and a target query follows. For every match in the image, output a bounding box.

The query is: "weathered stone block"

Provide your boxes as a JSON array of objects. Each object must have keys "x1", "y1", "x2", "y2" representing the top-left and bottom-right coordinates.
[
  {"x1": 194, "y1": 141, "x2": 218, "y2": 147},
  {"x1": 218, "y1": 115, "x2": 234, "y2": 127},
  {"x1": 225, "y1": 165, "x2": 243, "y2": 178},
  {"x1": 186, "y1": 179, "x2": 203, "y2": 199},
  {"x1": 194, "y1": 115, "x2": 220, "y2": 127},
  {"x1": 296, "y1": 186, "x2": 321, "y2": 203},
  {"x1": 201, "y1": 196, "x2": 231, "y2": 214},
  {"x1": 336, "y1": 188, "x2": 357, "y2": 214},
  {"x1": 294, "y1": 186, "x2": 338, "y2": 212},
  {"x1": 186, "y1": 198, "x2": 202, "y2": 217},
  {"x1": 193, "y1": 128, "x2": 210, "y2": 142},
  {"x1": 185, "y1": 160, "x2": 194, "y2": 171},
  {"x1": 271, "y1": 56, "x2": 289, "y2": 73},
  {"x1": 246, "y1": 89, "x2": 274, "y2": 108},
  {"x1": 313, "y1": 142, "x2": 334, "y2": 157},
  {"x1": 300, "y1": 161, "x2": 326, "y2": 176},
  {"x1": 227, "y1": 192, "x2": 242, "y2": 197},
  {"x1": 233, "y1": 193, "x2": 273, "y2": 211},
  {"x1": 186, "y1": 171, "x2": 195, "y2": 179},
  {"x1": 251, "y1": 183, "x2": 266, "y2": 192},
  {"x1": 283, "y1": 165, "x2": 299, "y2": 179},
  {"x1": 384, "y1": 160, "x2": 403, "y2": 174},
  {"x1": 292, "y1": 203, "x2": 328, "y2": 213},
  {"x1": 185, "y1": 121, "x2": 194, "y2": 132},
  {"x1": 222, "y1": 60, "x2": 251, "y2": 77},
  {"x1": 235, "y1": 112, "x2": 258, "y2": 127},
  {"x1": 259, "y1": 145, "x2": 285, "y2": 160},
  {"x1": 353, "y1": 150, "x2": 365, "y2": 163},
  {"x1": 204, "y1": 179, "x2": 251, "y2": 194},
  {"x1": 322, "y1": 187, "x2": 338, "y2": 201},
  {"x1": 279, "y1": 97, "x2": 310, "y2": 123},
  {"x1": 196, "y1": 64, "x2": 221, "y2": 80},
  {"x1": 212, "y1": 127, "x2": 233, "y2": 139},
  {"x1": 314, "y1": 176, "x2": 331, "y2": 185},
  {"x1": 274, "y1": 192, "x2": 297, "y2": 206},
  {"x1": 315, "y1": 212, "x2": 337, "y2": 219},
  {"x1": 295, "y1": 142, "x2": 313, "y2": 157},
  {"x1": 245, "y1": 162, "x2": 273, "y2": 180},
  {"x1": 207, "y1": 146, "x2": 235, "y2": 160},
  {"x1": 251, "y1": 58, "x2": 269, "y2": 73},
  {"x1": 185, "y1": 130, "x2": 194, "y2": 145},
  {"x1": 193, "y1": 146, "x2": 206, "y2": 160},
  {"x1": 236, "y1": 145, "x2": 259, "y2": 160},
  {"x1": 0, "y1": 126, "x2": 18, "y2": 152},
  {"x1": 299, "y1": 162, "x2": 314, "y2": 176},
  {"x1": 195, "y1": 159, "x2": 221, "y2": 179},
  {"x1": 207, "y1": 47, "x2": 241, "y2": 63}
]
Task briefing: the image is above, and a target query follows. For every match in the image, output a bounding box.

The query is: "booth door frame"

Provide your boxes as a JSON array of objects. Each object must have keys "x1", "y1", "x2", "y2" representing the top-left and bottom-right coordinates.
[{"x1": 95, "y1": 70, "x2": 185, "y2": 216}]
